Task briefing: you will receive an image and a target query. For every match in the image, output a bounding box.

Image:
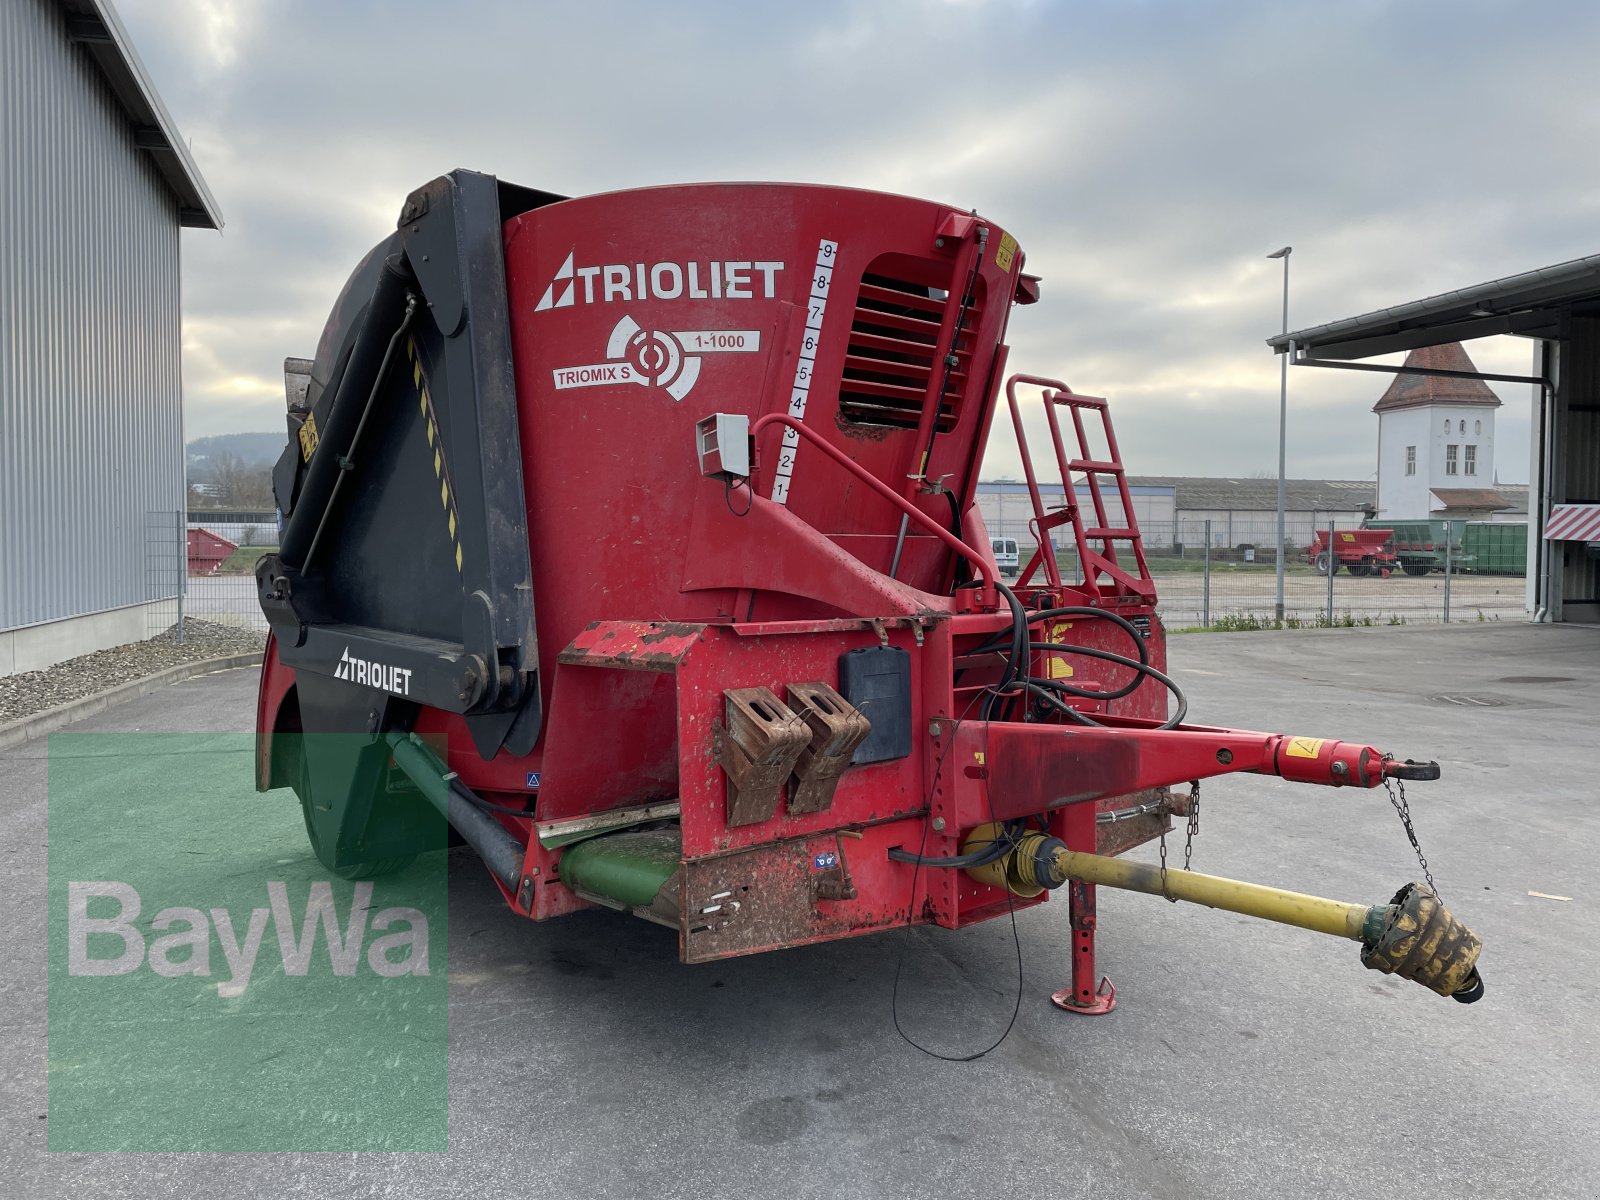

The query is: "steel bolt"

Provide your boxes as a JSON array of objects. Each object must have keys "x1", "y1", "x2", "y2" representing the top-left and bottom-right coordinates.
[{"x1": 931, "y1": 817, "x2": 947, "y2": 832}]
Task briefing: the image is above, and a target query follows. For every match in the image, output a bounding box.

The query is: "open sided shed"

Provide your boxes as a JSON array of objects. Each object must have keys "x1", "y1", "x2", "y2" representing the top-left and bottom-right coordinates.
[{"x1": 1268, "y1": 255, "x2": 1600, "y2": 623}]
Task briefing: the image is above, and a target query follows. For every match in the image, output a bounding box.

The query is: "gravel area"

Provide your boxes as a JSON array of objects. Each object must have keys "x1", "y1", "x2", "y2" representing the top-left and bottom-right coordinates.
[{"x1": 0, "y1": 620, "x2": 263, "y2": 724}]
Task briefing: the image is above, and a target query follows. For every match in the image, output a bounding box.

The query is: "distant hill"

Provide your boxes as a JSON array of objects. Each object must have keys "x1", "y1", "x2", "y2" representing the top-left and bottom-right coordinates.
[{"x1": 186, "y1": 432, "x2": 285, "y2": 467}]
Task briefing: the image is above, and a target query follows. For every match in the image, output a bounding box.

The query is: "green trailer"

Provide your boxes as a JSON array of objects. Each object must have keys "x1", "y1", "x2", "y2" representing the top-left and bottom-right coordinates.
[
  {"x1": 1365, "y1": 519, "x2": 1472, "y2": 576},
  {"x1": 1462, "y1": 521, "x2": 1528, "y2": 575}
]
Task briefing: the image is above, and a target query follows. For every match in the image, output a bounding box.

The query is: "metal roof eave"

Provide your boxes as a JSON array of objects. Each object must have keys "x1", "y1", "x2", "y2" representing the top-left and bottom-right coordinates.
[
  {"x1": 59, "y1": 0, "x2": 223, "y2": 230},
  {"x1": 1265, "y1": 250, "x2": 1600, "y2": 360}
]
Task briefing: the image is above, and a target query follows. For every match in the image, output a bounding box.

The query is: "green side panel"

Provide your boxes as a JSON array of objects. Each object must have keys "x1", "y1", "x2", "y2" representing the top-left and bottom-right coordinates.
[
  {"x1": 1367, "y1": 519, "x2": 1471, "y2": 568},
  {"x1": 558, "y1": 829, "x2": 682, "y2": 908},
  {"x1": 1462, "y1": 521, "x2": 1528, "y2": 575}
]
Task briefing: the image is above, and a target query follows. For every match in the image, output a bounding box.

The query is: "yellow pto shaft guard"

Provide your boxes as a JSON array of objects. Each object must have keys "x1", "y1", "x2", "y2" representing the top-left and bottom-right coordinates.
[{"x1": 960, "y1": 824, "x2": 1484, "y2": 1003}]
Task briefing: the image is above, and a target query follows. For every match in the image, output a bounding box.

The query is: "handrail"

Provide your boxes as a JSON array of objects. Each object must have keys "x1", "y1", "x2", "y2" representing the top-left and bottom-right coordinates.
[{"x1": 749, "y1": 413, "x2": 996, "y2": 594}]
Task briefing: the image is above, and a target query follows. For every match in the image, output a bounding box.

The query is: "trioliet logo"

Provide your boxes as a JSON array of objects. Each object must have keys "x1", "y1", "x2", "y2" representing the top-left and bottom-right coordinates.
[
  {"x1": 534, "y1": 249, "x2": 785, "y2": 311},
  {"x1": 333, "y1": 646, "x2": 412, "y2": 695}
]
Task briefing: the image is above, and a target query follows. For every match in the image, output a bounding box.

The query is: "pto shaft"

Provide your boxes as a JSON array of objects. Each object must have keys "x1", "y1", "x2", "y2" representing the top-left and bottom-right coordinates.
[
  {"x1": 960, "y1": 825, "x2": 1484, "y2": 1002},
  {"x1": 1047, "y1": 847, "x2": 1381, "y2": 941}
]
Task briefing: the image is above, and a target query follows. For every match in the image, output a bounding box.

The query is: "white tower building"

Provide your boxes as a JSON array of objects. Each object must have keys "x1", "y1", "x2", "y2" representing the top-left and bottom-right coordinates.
[{"x1": 1374, "y1": 343, "x2": 1506, "y2": 521}]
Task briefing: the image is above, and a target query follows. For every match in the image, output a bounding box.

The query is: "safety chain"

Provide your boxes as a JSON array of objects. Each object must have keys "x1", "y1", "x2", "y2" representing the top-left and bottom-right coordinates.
[
  {"x1": 1380, "y1": 754, "x2": 1438, "y2": 897},
  {"x1": 1158, "y1": 780, "x2": 1201, "y2": 902}
]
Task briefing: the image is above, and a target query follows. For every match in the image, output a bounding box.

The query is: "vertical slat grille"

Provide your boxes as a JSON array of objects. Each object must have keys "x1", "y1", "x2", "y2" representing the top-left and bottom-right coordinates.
[{"x1": 838, "y1": 266, "x2": 980, "y2": 431}]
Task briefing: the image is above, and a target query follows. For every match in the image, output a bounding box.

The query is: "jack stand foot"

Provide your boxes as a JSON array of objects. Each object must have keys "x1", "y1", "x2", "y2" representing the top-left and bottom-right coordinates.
[{"x1": 1051, "y1": 976, "x2": 1116, "y2": 1015}]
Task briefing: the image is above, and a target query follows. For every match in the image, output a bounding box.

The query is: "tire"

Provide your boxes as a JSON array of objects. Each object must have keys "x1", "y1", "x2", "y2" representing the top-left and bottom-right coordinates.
[
  {"x1": 1402, "y1": 563, "x2": 1430, "y2": 577},
  {"x1": 296, "y1": 752, "x2": 415, "y2": 879},
  {"x1": 1314, "y1": 552, "x2": 1339, "y2": 576}
]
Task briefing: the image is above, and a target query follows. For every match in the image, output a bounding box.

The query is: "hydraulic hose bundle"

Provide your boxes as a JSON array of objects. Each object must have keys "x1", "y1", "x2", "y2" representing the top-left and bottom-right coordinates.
[{"x1": 972, "y1": 584, "x2": 1188, "y2": 729}]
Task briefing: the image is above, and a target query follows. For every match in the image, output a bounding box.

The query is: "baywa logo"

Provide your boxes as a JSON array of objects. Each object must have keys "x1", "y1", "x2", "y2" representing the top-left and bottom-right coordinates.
[
  {"x1": 552, "y1": 315, "x2": 762, "y2": 402},
  {"x1": 534, "y1": 249, "x2": 785, "y2": 311},
  {"x1": 333, "y1": 645, "x2": 412, "y2": 694},
  {"x1": 66, "y1": 880, "x2": 429, "y2": 998}
]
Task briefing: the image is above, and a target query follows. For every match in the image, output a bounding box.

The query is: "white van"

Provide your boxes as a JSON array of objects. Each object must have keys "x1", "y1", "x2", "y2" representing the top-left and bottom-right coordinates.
[{"x1": 990, "y1": 536, "x2": 1019, "y2": 576}]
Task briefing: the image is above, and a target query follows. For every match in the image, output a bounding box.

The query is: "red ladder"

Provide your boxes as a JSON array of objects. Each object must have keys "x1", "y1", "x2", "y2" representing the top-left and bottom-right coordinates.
[{"x1": 1004, "y1": 374, "x2": 1155, "y2": 600}]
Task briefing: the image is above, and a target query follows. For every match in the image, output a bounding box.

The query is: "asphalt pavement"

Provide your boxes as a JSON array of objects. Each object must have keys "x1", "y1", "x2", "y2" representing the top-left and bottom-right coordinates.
[{"x1": 5, "y1": 623, "x2": 1597, "y2": 1198}]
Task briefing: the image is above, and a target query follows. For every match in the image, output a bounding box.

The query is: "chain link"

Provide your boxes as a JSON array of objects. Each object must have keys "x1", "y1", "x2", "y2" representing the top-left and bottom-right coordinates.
[
  {"x1": 1184, "y1": 779, "x2": 1200, "y2": 870},
  {"x1": 1380, "y1": 754, "x2": 1438, "y2": 897},
  {"x1": 1158, "y1": 780, "x2": 1201, "y2": 902}
]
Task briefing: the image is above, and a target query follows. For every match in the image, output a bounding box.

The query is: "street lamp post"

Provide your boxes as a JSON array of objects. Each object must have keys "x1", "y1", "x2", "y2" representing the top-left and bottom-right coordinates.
[{"x1": 1267, "y1": 246, "x2": 1292, "y2": 624}]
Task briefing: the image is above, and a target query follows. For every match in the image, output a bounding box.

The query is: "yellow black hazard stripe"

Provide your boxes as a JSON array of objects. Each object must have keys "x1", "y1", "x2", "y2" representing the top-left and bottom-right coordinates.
[{"x1": 407, "y1": 337, "x2": 464, "y2": 573}]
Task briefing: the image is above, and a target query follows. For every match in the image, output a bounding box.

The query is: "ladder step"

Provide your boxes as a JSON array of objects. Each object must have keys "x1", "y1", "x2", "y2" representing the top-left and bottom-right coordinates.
[
  {"x1": 1069, "y1": 460, "x2": 1123, "y2": 474},
  {"x1": 1082, "y1": 527, "x2": 1140, "y2": 540},
  {"x1": 1051, "y1": 392, "x2": 1108, "y2": 409}
]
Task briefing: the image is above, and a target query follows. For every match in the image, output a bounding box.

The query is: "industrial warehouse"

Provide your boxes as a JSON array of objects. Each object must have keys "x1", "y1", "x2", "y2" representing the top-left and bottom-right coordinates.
[{"x1": 3, "y1": 1, "x2": 1598, "y2": 1197}]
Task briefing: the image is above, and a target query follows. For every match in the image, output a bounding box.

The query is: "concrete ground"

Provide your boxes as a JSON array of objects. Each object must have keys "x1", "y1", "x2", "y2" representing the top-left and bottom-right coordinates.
[{"x1": 4, "y1": 623, "x2": 1596, "y2": 1198}]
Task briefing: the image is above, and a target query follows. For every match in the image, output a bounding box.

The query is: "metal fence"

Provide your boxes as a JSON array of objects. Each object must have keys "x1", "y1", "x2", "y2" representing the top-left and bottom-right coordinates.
[
  {"x1": 139, "y1": 514, "x2": 275, "y2": 637},
  {"x1": 159, "y1": 512, "x2": 1530, "y2": 642},
  {"x1": 988, "y1": 516, "x2": 1529, "y2": 628},
  {"x1": 143, "y1": 510, "x2": 186, "y2": 639}
]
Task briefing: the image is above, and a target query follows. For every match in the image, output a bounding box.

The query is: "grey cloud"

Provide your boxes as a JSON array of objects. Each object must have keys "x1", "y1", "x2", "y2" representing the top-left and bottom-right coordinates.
[{"x1": 121, "y1": 0, "x2": 1589, "y2": 483}]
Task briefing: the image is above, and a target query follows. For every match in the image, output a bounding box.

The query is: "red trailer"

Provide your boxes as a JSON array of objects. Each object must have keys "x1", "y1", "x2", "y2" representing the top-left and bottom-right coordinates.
[
  {"x1": 252, "y1": 172, "x2": 1481, "y2": 1013},
  {"x1": 186, "y1": 526, "x2": 237, "y2": 575},
  {"x1": 1307, "y1": 529, "x2": 1398, "y2": 577}
]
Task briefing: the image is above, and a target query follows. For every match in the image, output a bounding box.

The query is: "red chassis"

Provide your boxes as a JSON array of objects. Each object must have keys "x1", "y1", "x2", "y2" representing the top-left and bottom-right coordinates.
[{"x1": 257, "y1": 451, "x2": 1430, "y2": 1013}]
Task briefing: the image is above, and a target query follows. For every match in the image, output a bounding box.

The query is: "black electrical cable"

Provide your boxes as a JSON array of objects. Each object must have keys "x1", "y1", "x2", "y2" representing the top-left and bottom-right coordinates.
[
  {"x1": 888, "y1": 838, "x2": 1007, "y2": 870},
  {"x1": 947, "y1": 491, "x2": 972, "y2": 588},
  {"x1": 887, "y1": 818, "x2": 1025, "y2": 868},
  {"x1": 1025, "y1": 643, "x2": 1190, "y2": 725},
  {"x1": 985, "y1": 580, "x2": 1029, "y2": 719},
  {"x1": 449, "y1": 778, "x2": 535, "y2": 820},
  {"x1": 723, "y1": 476, "x2": 752, "y2": 517},
  {"x1": 972, "y1": 604, "x2": 1149, "y2": 666},
  {"x1": 890, "y1": 691, "x2": 1025, "y2": 1062},
  {"x1": 965, "y1": 596, "x2": 1188, "y2": 729}
]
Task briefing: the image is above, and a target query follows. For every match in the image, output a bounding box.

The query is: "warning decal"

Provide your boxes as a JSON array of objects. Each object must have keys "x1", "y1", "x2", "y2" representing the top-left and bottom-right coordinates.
[
  {"x1": 1044, "y1": 622, "x2": 1074, "y2": 680},
  {"x1": 1284, "y1": 737, "x2": 1325, "y2": 759},
  {"x1": 994, "y1": 232, "x2": 1018, "y2": 272}
]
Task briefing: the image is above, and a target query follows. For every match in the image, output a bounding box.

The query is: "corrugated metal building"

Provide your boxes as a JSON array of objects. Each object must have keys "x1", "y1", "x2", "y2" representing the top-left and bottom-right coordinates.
[
  {"x1": 974, "y1": 480, "x2": 1175, "y2": 550},
  {"x1": 976, "y1": 476, "x2": 1388, "y2": 554},
  {"x1": 1136, "y1": 476, "x2": 1376, "y2": 550},
  {"x1": 1, "y1": 0, "x2": 220, "y2": 675},
  {"x1": 1271, "y1": 256, "x2": 1600, "y2": 623}
]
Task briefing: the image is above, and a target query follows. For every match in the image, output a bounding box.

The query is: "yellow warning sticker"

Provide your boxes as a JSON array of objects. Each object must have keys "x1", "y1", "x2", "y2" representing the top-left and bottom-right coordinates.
[
  {"x1": 1340, "y1": 532, "x2": 1355, "y2": 543},
  {"x1": 1045, "y1": 621, "x2": 1074, "y2": 680},
  {"x1": 297, "y1": 411, "x2": 319, "y2": 462},
  {"x1": 994, "y1": 232, "x2": 1018, "y2": 273},
  {"x1": 1284, "y1": 736, "x2": 1325, "y2": 759}
]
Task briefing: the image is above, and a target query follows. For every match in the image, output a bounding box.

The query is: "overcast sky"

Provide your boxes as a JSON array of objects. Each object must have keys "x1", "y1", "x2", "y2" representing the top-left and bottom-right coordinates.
[{"x1": 121, "y1": 0, "x2": 1600, "y2": 485}]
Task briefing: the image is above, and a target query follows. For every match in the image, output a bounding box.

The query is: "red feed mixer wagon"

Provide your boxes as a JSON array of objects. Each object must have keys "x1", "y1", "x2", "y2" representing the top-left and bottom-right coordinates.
[
  {"x1": 1308, "y1": 528, "x2": 1400, "y2": 577},
  {"x1": 254, "y1": 171, "x2": 1482, "y2": 1012}
]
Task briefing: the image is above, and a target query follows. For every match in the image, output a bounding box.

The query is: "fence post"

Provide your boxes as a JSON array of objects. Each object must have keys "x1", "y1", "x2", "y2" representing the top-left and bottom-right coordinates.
[
  {"x1": 1325, "y1": 514, "x2": 1335, "y2": 626},
  {"x1": 1443, "y1": 520, "x2": 1452, "y2": 624},
  {"x1": 1202, "y1": 519, "x2": 1211, "y2": 628},
  {"x1": 175, "y1": 510, "x2": 186, "y2": 644}
]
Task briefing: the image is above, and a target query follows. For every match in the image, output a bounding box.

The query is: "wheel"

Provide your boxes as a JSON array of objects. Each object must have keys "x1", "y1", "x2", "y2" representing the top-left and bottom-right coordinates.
[
  {"x1": 1402, "y1": 563, "x2": 1430, "y2": 577},
  {"x1": 1314, "y1": 551, "x2": 1339, "y2": 576},
  {"x1": 296, "y1": 752, "x2": 416, "y2": 879}
]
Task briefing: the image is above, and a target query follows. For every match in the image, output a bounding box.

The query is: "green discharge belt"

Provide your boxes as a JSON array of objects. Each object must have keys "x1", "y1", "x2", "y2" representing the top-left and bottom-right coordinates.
[{"x1": 557, "y1": 829, "x2": 682, "y2": 907}]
